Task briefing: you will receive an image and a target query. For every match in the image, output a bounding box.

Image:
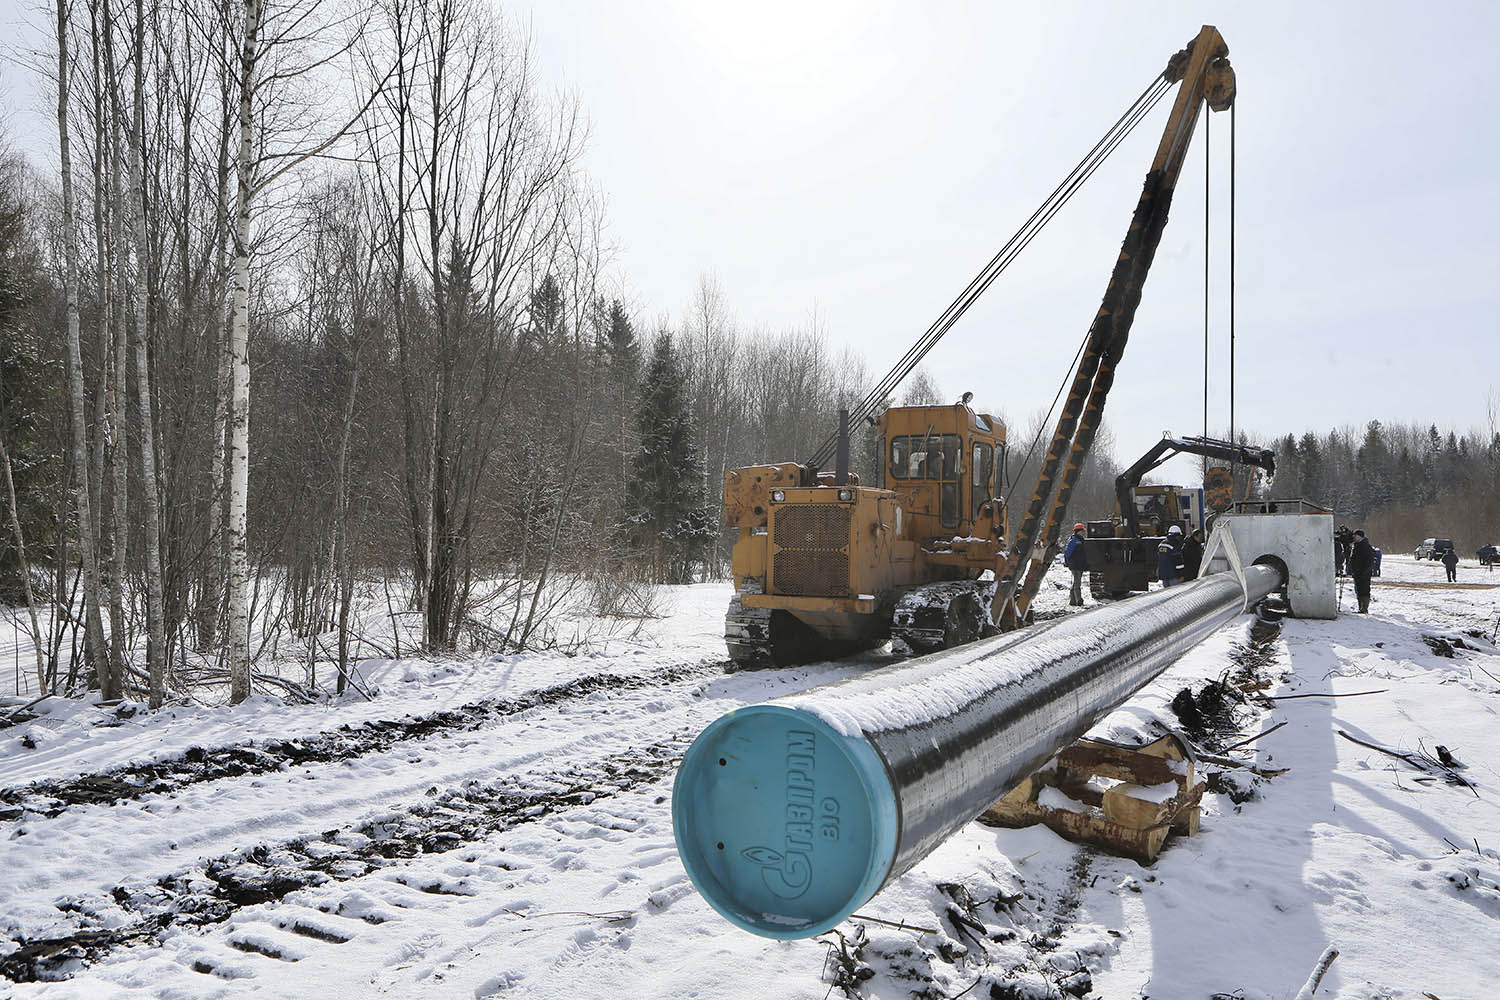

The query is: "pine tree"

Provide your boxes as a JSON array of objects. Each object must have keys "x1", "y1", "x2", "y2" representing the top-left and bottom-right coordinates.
[
  {"x1": 1298, "y1": 431, "x2": 1322, "y2": 505},
  {"x1": 1393, "y1": 447, "x2": 1416, "y2": 508},
  {"x1": 604, "y1": 299, "x2": 639, "y2": 381},
  {"x1": 603, "y1": 299, "x2": 640, "y2": 504},
  {"x1": 1276, "y1": 433, "x2": 1301, "y2": 497},
  {"x1": 623, "y1": 334, "x2": 715, "y2": 584},
  {"x1": 1358, "y1": 419, "x2": 1391, "y2": 514},
  {"x1": 527, "y1": 274, "x2": 566, "y2": 353}
]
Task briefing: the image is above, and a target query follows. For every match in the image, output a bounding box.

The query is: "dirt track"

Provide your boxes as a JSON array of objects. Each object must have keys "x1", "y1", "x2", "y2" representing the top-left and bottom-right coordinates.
[
  {"x1": 0, "y1": 736, "x2": 687, "y2": 983},
  {"x1": 0, "y1": 660, "x2": 722, "y2": 820}
]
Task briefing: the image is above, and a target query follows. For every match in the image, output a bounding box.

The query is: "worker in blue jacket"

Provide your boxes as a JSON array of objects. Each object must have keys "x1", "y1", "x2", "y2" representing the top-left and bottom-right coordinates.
[
  {"x1": 1158, "y1": 524, "x2": 1185, "y2": 587},
  {"x1": 1064, "y1": 523, "x2": 1088, "y2": 606}
]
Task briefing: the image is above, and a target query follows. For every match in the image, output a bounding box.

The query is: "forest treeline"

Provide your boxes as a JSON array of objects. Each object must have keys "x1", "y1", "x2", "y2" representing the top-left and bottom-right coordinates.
[
  {"x1": 0, "y1": 0, "x2": 1492, "y2": 708},
  {"x1": 1261, "y1": 421, "x2": 1500, "y2": 557},
  {"x1": 0, "y1": 0, "x2": 925, "y2": 707}
]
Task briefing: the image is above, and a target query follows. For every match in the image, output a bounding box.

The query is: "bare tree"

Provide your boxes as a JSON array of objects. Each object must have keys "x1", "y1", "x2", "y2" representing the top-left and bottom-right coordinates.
[
  {"x1": 53, "y1": 0, "x2": 114, "y2": 697},
  {"x1": 95, "y1": 0, "x2": 169, "y2": 706},
  {"x1": 365, "y1": 0, "x2": 585, "y2": 649},
  {"x1": 0, "y1": 435, "x2": 45, "y2": 692},
  {"x1": 224, "y1": 0, "x2": 389, "y2": 701}
]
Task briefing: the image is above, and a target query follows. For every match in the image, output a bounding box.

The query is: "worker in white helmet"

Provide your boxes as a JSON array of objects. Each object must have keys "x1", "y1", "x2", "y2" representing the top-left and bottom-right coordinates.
[{"x1": 1157, "y1": 524, "x2": 1185, "y2": 588}]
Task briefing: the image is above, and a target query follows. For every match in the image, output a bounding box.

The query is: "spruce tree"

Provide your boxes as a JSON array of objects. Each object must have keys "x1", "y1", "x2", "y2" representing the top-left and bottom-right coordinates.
[
  {"x1": 604, "y1": 299, "x2": 639, "y2": 382},
  {"x1": 604, "y1": 299, "x2": 641, "y2": 505},
  {"x1": 623, "y1": 334, "x2": 715, "y2": 583},
  {"x1": 1298, "y1": 431, "x2": 1322, "y2": 505}
]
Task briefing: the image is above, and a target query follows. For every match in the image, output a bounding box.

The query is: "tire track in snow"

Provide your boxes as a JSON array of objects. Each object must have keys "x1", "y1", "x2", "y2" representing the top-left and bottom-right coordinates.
[
  {"x1": 1, "y1": 734, "x2": 689, "y2": 983},
  {"x1": 0, "y1": 655, "x2": 867, "y2": 983},
  {"x1": 0, "y1": 658, "x2": 727, "y2": 819}
]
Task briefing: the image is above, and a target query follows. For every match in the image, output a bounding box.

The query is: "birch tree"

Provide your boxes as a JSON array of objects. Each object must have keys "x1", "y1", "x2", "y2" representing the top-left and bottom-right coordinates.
[
  {"x1": 97, "y1": 0, "x2": 169, "y2": 707},
  {"x1": 53, "y1": 0, "x2": 115, "y2": 697},
  {"x1": 223, "y1": 0, "x2": 391, "y2": 701}
]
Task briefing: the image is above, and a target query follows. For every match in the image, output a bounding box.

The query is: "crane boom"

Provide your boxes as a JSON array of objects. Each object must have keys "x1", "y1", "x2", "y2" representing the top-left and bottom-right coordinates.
[
  {"x1": 994, "y1": 25, "x2": 1237, "y2": 628},
  {"x1": 1115, "y1": 434, "x2": 1274, "y2": 539}
]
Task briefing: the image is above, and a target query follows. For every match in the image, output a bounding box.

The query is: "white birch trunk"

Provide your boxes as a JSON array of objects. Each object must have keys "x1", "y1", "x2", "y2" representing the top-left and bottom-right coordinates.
[
  {"x1": 54, "y1": 0, "x2": 113, "y2": 698},
  {"x1": 225, "y1": 0, "x2": 261, "y2": 704},
  {"x1": 108, "y1": 136, "x2": 129, "y2": 680},
  {"x1": 124, "y1": 0, "x2": 167, "y2": 708},
  {"x1": 203, "y1": 21, "x2": 234, "y2": 654}
]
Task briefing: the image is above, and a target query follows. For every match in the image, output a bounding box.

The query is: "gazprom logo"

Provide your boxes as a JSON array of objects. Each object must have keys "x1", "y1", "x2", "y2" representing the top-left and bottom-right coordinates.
[{"x1": 741, "y1": 730, "x2": 816, "y2": 899}]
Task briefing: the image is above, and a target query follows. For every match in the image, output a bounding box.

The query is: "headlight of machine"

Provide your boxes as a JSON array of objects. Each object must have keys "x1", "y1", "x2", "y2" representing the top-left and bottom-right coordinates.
[
  {"x1": 770, "y1": 489, "x2": 785, "y2": 503},
  {"x1": 837, "y1": 489, "x2": 853, "y2": 502}
]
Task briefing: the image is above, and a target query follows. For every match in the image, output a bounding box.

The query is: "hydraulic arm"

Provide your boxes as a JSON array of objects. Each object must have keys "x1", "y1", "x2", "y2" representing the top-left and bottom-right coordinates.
[
  {"x1": 994, "y1": 26, "x2": 1236, "y2": 628},
  {"x1": 1116, "y1": 435, "x2": 1274, "y2": 538}
]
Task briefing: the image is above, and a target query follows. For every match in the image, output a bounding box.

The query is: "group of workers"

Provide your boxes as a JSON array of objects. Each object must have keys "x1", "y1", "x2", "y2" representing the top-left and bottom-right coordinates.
[
  {"x1": 1154, "y1": 524, "x2": 1205, "y2": 589},
  {"x1": 1062, "y1": 521, "x2": 1206, "y2": 607},
  {"x1": 1063, "y1": 519, "x2": 1385, "y2": 615}
]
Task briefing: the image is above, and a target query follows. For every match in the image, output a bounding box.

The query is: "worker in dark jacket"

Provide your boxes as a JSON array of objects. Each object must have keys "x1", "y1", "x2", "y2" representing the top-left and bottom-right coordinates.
[
  {"x1": 1334, "y1": 524, "x2": 1353, "y2": 576},
  {"x1": 1157, "y1": 524, "x2": 1185, "y2": 588},
  {"x1": 1064, "y1": 523, "x2": 1088, "y2": 607},
  {"x1": 1441, "y1": 546, "x2": 1459, "y2": 583},
  {"x1": 1182, "y1": 528, "x2": 1205, "y2": 580},
  {"x1": 1347, "y1": 529, "x2": 1375, "y2": 613}
]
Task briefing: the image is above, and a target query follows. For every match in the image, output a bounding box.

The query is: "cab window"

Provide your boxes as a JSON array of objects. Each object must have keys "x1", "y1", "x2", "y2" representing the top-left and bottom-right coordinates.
[
  {"x1": 889, "y1": 434, "x2": 959, "y2": 482},
  {"x1": 971, "y1": 442, "x2": 994, "y2": 516},
  {"x1": 889, "y1": 437, "x2": 913, "y2": 480}
]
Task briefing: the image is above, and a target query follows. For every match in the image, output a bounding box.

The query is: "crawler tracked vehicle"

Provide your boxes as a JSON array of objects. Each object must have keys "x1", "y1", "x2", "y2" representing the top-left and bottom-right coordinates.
[{"x1": 723, "y1": 403, "x2": 1008, "y2": 667}]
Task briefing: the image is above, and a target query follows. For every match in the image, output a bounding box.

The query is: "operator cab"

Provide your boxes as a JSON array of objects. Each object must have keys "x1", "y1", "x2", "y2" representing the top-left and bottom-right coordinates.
[
  {"x1": 1126, "y1": 485, "x2": 1208, "y2": 537},
  {"x1": 875, "y1": 403, "x2": 1007, "y2": 542}
]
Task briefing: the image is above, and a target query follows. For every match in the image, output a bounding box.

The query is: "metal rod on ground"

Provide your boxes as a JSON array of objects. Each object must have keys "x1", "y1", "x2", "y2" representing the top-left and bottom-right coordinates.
[{"x1": 673, "y1": 562, "x2": 1282, "y2": 938}]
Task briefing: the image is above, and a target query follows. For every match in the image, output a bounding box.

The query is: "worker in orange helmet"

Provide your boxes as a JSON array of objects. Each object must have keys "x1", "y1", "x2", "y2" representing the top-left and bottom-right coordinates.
[{"x1": 1064, "y1": 523, "x2": 1089, "y2": 607}]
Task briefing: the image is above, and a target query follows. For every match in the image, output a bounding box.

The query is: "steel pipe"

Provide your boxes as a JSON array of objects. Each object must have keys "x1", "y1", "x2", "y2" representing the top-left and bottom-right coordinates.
[{"x1": 673, "y1": 563, "x2": 1281, "y2": 938}]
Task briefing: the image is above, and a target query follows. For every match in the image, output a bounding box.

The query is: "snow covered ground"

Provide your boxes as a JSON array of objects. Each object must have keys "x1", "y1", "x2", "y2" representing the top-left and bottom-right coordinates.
[{"x1": 1, "y1": 557, "x2": 1497, "y2": 998}]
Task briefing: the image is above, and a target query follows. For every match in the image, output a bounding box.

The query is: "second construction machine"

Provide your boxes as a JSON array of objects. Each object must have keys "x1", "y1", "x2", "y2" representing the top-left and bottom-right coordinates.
[{"x1": 1085, "y1": 434, "x2": 1276, "y2": 598}]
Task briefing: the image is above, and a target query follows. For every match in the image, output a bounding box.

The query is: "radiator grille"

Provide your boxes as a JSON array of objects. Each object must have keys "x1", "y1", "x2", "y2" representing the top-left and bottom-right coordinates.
[{"x1": 772, "y1": 504, "x2": 851, "y2": 597}]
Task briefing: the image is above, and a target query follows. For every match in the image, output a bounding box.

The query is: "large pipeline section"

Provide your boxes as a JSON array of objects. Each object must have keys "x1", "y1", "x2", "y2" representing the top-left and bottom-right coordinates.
[{"x1": 673, "y1": 563, "x2": 1281, "y2": 938}]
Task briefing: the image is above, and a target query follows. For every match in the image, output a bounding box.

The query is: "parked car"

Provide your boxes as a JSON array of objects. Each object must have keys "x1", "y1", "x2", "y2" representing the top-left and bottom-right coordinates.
[
  {"x1": 1415, "y1": 538, "x2": 1454, "y2": 561},
  {"x1": 1479, "y1": 544, "x2": 1499, "y2": 567}
]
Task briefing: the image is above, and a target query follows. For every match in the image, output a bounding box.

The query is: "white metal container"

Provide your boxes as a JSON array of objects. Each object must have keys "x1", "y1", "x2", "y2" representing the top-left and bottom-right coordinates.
[{"x1": 1207, "y1": 500, "x2": 1337, "y2": 619}]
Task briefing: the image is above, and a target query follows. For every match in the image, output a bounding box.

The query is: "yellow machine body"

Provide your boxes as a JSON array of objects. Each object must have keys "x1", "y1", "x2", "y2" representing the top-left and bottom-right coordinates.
[{"x1": 723, "y1": 404, "x2": 1007, "y2": 663}]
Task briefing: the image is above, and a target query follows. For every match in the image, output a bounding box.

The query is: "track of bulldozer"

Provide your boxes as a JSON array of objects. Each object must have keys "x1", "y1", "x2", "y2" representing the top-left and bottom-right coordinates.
[
  {"x1": 724, "y1": 585, "x2": 776, "y2": 669},
  {"x1": 890, "y1": 579, "x2": 996, "y2": 655},
  {"x1": 726, "y1": 578, "x2": 1000, "y2": 667}
]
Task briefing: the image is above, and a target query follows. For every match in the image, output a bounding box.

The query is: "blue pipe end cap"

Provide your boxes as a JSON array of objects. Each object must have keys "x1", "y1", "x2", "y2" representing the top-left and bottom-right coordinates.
[{"x1": 672, "y1": 704, "x2": 899, "y2": 939}]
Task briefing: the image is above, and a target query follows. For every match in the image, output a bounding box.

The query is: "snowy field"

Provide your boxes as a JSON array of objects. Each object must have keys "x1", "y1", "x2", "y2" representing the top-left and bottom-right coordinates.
[{"x1": 1, "y1": 556, "x2": 1497, "y2": 999}]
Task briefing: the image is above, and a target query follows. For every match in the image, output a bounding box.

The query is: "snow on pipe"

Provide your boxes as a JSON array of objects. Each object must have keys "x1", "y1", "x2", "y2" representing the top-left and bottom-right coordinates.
[{"x1": 672, "y1": 563, "x2": 1282, "y2": 939}]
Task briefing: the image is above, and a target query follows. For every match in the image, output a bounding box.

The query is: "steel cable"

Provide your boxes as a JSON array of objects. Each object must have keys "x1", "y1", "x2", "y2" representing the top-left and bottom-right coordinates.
[
  {"x1": 811, "y1": 76, "x2": 1170, "y2": 464},
  {"x1": 808, "y1": 74, "x2": 1172, "y2": 468}
]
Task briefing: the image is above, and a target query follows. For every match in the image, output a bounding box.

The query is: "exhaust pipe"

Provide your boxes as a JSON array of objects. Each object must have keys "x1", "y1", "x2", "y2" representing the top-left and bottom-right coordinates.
[
  {"x1": 672, "y1": 563, "x2": 1282, "y2": 938},
  {"x1": 834, "y1": 408, "x2": 850, "y2": 486}
]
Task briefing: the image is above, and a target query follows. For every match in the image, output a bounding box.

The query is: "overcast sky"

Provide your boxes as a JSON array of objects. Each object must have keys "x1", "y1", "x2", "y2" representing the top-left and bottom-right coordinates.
[
  {"x1": 4, "y1": 2, "x2": 1497, "y2": 486},
  {"x1": 517, "y1": 1, "x2": 1500, "y2": 483}
]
